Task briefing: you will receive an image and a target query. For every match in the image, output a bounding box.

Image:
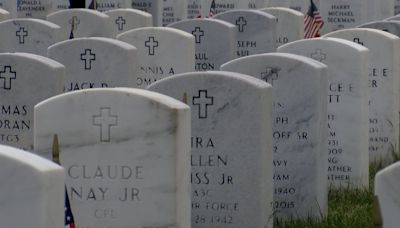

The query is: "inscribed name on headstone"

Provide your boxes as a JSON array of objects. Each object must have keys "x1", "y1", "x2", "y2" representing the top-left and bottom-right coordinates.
[
  {"x1": 201, "y1": 0, "x2": 248, "y2": 17},
  {"x1": 289, "y1": 0, "x2": 308, "y2": 13},
  {"x1": 148, "y1": 71, "x2": 273, "y2": 228},
  {"x1": 213, "y1": 9, "x2": 277, "y2": 57},
  {"x1": 396, "y1": 0, "x2": 400, "y2": 15},
  {"x1": 48, "y1": 37, "x2": 137, "y2": 91},
  {"x1": 0, "y1": 0, "x2": 16, "y2": 17},
  {"x1": 131, "y1": 0, "x2": 163, "y2": 26},
  {"x1": 162, "y1": 0, "x2": 187, "y2": 26},
  {"x1": 34, "y1": 88, "x2": 191, "y2": 227},
  {"x1": 375, "y1": 161, "x2": 400, "y2": 228},
  {"x1": 117, "y1": 27, "x2": 194, "y2": 88},
  {"x1": 261, "y1": 7, "x2": 304, "y2": 47},
  {"x1": 169, "y1": 18, "x2": 236, "y2": 71},
  {"x1": 53, "y1": 0, "x2": 70, "y2": 11},
  {"x1": 367, "y1": 0, "x2": 394, "y2": 21},
  {"x1": 221, "y1": 53, "x2": 328, "y2": 219},
  {"x1": 0, "y1": 145, "x2": 64, "y2": 228},
  {"x1": 278, "y1": 38, "x2": 370, "y2": 188},
  {"x1": 85, "y1": 0, "x2": 130, "y2": 11},
  {"x1": 247, "y1": 0, "x2": 267, "y2": 9},
  {"x1": 187, "y1": 0, "x2": 202, "y2": 18},
  {"x1": 17, "y1": 0, "x2": 53, "y2": 19},
  {"x1": 0, "y1": 8, "x2": 10, "y2": 22},
  {"x1": 0, "y1": 18, "x2": 63, "y2": 56},
  {"x1": 47, "y1": 9, "x2": 116, "y2": 39},
  {"x1": 267, "y1": 0, "x2": 290, "y2": 7},
  {"x1": 105, "y1": 9, "x2": 153, "y2": 35},
  {"x1": 319, "y1": 0, "x2": 367, "y2": 34},
  {"x1": 324, "y1": 28, "x2": 400, "y2": 163},
  {"x1": 0, "y1": 53, "x2": 64, "y2": 151}
]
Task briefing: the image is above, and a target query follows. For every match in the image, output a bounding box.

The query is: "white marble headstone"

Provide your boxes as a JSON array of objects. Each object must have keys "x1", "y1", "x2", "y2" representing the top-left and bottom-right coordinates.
[
  {"x1": 48, "y1": 37, "x2": 137, "y2": 91},
  {"x1": 261, "y1": 7, "x2": 304, "y2": 47},
  {"x1": 187, "y1": 0, "x2": 202, "y2": 18},
  {"x1": 169, "y1": 18, "x2": 236, "y2": 71},
  {"x1": 367, "y1": 0, "x2": 394, "y2": 21},
  {"x1": 201, "y1": 0, "x2": 249, "y2": 17},
  {"x1": 0, "y1": 19, "x2": 63, "y2": 56},
  {"x1": 47, "y1": 9, "x2": 116, "y2": 39},
  {"x1": 162, "y1": 0, "x2": 187, "y2": 26},
  {"x1": 359, "y1": 20, "x2": 400, "y2": 37},
  {"x1": 117, "y1": 27, "x2": 195, "y2": 88},
  {"x1": 278, "y1": 38, "x2": 370, "y2": 188},
  {"x1": 267, "y1": 0, "x2": 290, "y2": 7},
  {"x1": 221, "y1": 53, "x2": 328, "y2": 219},
  {"x1": 17, "y1": 0, "x2": 54, "y2": 19},
  {"x1": 213, "y1": 9, "x2": 277, "y2": 57},
  {"x1": 396, "y1": 0, "x2": 400, "y2": 15},
  {"x1": 148, "y1": 71, "x2": 273, "y2": 228},
  {"x1": 375, "y1": 161, "x2": 400, "y2": 228},
  {"x1": 247, "y1": 0, "x2": 267, "y2": 9},
  {"x1": 319, "y1": 0, "x2": 367, "y2": 34},
  {"x1": 0, "y1": 53, "x2": 64, "y2": 151},
  {"x1": 34, "y1": 88, "x2": 191, "y2": 228},
  {"x1": 105, "y1": 8, "x2": 153, "y2": 35},
  {"x1": 0, "y1": 8, "x2": 10, "y2": 22},
  {"x1": 0, "y1": 0, "x2": 16, "y2": 17},
  {"x1": 289, "y1": 0, "x2": 308, "y2": 13},
  {"x1": 86, "y1": 0, "x2": 130, "y2": 11},
  {"x1": 0, "y1": 145, "x2": 64, "y2": 228},
  {"x1": 53, "y1": 0, "x2": 70, "y2": 11},
  {"x1": 324, "y1": 28, "x2": 400, "y2": 163},
  {"x1": 132, "y1": 0, "x2": 163, "y2": 26}
]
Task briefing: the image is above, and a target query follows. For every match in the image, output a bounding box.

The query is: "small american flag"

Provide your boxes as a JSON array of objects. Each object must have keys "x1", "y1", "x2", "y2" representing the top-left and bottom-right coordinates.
[
  {"x1": 65, "y1": 188, "x2": 75, "y2": 228},
  {"x1": 304, "y1": 0, "x2": 324, "y2": 38},
  {"x1": 209, "y1": 0, "x2": 216, "y2": 17}
]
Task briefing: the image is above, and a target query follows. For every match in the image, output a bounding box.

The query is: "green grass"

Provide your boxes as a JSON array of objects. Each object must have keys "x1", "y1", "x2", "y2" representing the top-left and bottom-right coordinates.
[{"x1": 274, "y1": 162, "x2": 387, "y2": 228}]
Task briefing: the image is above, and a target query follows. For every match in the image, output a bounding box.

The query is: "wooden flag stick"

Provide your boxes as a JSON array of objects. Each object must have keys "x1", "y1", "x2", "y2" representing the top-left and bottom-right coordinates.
[
  {"x1": 182, "y1": 92, "x2": 188, "y2": 104},
  {"x1": 52, "y1": 134, "x2": 60, "y2": 164},
  {"x1": 373, "y1": 195, "x2": 383, "y2": 228}
]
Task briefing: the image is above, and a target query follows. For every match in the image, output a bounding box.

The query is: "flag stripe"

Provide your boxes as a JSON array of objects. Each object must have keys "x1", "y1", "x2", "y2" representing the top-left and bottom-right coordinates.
[{"x1": 304, "y1": 0, "x2": 324, "y2": 38}]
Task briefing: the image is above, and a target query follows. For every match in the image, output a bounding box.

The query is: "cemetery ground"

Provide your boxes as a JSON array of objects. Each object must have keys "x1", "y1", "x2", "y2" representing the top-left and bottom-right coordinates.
[{"x1": 275, "y1": 160, "x2": 393, "y2": 228}]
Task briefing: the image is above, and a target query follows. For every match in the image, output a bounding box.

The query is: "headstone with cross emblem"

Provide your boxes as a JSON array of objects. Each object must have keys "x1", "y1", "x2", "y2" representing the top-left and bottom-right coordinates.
[
  {"x1": 0, "y1": 145, "x2": 65, "y2": 227},
  {"x1": 374, "y1": 161, "x2": 400, "y2": 228},
  {"x1": 319, "y1": 0, "x2": 367, "y2": 34},
  {"x1": 17, "y1": 0, "x2": 54, "y2": 19},
  {"x1": 324, "y1": 28, "x2": 400, "y2": 164},
  {"x1": 0, "y1": 53, "x2": 64, "y2": 151},
  {"x1": 105, "y1": 8, "x2": 153, "y2": 35},
  {"x1": 148, "y1": 71, "x2": 273, "y2": 228},
  {"x1": 33, "y1": 88, "x2": 191, "y2": 228},
  {"x1": 162, "y1": 0, "x2": 187, "y2": 26},
  {"x1": 0, "y1": 18, "x2": 63, "y2": 56},
  {"x1": 359, "y1": 20, "x2": 400, "y2": 38},
  {"x1": 279, "y1": 38, "x2": 370, "y2": 188},
  {"x1": 48, "y1": 37, "x2": 137, "y2": 91},
  {"x1": 47, "y1": 9, "x2": 116, "y2": 39},
  {"x1": 221, "y1": 52, "x2": 328, "y2": 219},
  {"x1": 0, "y1": 8, "x2": 10, "y2": 22},
  {"x1": 85, "y1": 0, "x2": 130, "y2": 11},
  {"x1": 187, "y1": 0, "x2": 202, "y2": 19},
  {"x1": 132, "y1": 0, "x2": 164, "y2": 26},
  {"x1": 169, "y1": 18, "x2": 236, "y2": 71},
  {"x1": 0, "y1": 0, "x2": 16, "y2": 17},
  {"x1": 214, "y1": 9, "x2": 277, "y2": 57},
  {"x1": 117, "y1": 27, "x2": 195, "y2": 88},
  {"x1": 261, "y1": 7, "x2": 304, "y2": 48}
]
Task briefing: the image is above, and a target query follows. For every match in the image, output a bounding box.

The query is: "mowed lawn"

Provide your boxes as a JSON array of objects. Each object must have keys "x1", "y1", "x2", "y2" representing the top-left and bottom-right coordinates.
[{"x1": 275, "y1": 162, "x2": 386, "y2": 228}]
